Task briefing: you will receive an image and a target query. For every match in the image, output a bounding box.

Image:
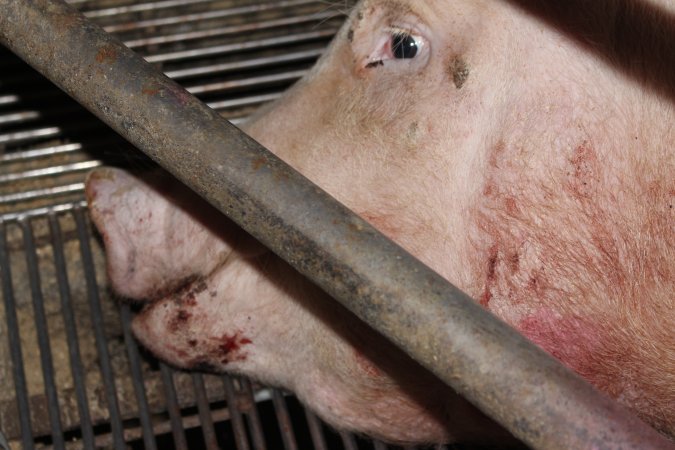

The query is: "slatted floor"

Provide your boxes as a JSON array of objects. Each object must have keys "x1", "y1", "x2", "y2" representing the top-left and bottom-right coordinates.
[{"x1": 0, "y1": 0, "x2": 467, "y2": 449}]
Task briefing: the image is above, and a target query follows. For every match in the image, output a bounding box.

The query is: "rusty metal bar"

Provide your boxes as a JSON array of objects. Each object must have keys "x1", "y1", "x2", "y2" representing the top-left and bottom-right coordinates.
[{"x1": 0, "y1": 2, "x2": 671, "y2": 449}]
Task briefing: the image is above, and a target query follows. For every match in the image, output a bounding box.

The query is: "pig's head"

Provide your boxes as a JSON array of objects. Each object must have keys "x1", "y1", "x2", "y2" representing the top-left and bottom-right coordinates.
[
  {"x1": 245, "y1": 0, "x2": 675, "y2": 436},
  {"x1": 86, "y1": 0, "x2": 675, "y2": 443}
]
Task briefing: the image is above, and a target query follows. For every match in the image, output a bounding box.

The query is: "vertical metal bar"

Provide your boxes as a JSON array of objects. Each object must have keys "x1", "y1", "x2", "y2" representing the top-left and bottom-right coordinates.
[
  {"x1": 271, "y1": 390, "x2": 298, "y2": 450},
  {"x1": 0, "y1": 221, "x2": 34, "y2": 450},
  {"x1": 47, "y1": 213, "x2": 95, "y2": 448},
  {"x1": 372, "y1": 440, "x2": 388, "y2": 450},
  {"x1": 73, "y1": 207, "x2": 125, "y2": 450},
  {"x1": 119, "y1": 303, "x2": 158, "y2": 450},
  {"x1": 303, "y1": 410, "x2": 328, "y2": 450},
  {"x1": 19, "y1": 218, "x2": 65, "y2": 450},
  {"x1": 223, "y1": 375, "x2": 251, "y2": 450},
  {"x1": 239, "y1": 378, "x2": 267, "y2": 450},
  {"x1": 159, "y1": 363, "x2": 188, "y2": 450},
  {"x1": 339, "y1": 432, "x2": 358, "y2": 450},
  {"x1": 191, "y1": 373, "x2": 219, "y2": 450}
]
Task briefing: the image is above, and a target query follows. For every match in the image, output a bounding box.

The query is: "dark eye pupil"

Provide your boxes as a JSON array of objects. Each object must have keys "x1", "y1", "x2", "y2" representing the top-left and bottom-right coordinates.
[{"x1": 392, "y1": 33, "x2": 418, "y2": 59}]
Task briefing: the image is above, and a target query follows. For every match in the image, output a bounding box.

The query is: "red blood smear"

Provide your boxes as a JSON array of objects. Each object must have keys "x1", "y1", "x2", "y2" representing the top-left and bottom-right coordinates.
[{"x1": 218, "y1": 332, "x2": 253, "y2": 363}]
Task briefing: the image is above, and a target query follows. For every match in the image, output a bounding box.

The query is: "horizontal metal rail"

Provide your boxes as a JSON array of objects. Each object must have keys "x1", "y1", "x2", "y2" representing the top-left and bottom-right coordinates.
[
  {"x1": 144, "y1": 30, "x2": 334, "y2": 63},
  {"x1": 123, "y1": 12, "x2": 338, "y2": 49},
  {"x1": 0, "y1": 1, "x2": 672, "y2": 449},
  {"x1": 100, "y1": 0, "x2": 320, "y2": 33}
]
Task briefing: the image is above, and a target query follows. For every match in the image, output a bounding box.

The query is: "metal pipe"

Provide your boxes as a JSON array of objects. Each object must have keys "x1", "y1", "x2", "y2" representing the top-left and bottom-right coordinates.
[{"x1": 0, "y1": 1, "x2": 671, "y2": 449}]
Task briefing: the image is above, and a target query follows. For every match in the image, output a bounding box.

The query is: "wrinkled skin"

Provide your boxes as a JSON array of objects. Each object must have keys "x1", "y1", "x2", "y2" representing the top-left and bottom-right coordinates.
[{"x1": 86, "y1": 0, "x2": 675, "y2": 444}]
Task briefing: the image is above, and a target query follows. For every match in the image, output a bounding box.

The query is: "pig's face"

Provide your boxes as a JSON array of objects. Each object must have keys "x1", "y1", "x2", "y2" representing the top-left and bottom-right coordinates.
[{"x1": 86, "y1": 0, "x2": 675, "y2": 443}]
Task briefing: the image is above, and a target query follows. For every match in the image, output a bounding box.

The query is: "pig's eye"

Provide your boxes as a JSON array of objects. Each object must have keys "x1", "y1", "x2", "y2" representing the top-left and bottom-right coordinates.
[
  {"x1": 391, "y1": 32, "x2": 420, "y2": 59},
  {"x1": 360, "y1": 24, "x2": 429, "y2": 70}
]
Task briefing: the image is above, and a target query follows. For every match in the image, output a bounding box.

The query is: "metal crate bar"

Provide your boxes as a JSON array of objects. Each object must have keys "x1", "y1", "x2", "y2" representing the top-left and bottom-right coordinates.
[
  {"x1": 271, "y1": 389, "x2": 299, "y2": 450},
  {"x1": 159, "y1": 362, "x2": 189, "y2": 450},
  {"x1": 19, "y1": 218, "x2": 66, "y2": 450},
  {"x1": 100, "y1": 0, "x2": 321, "y2": 33},
  {"x1": 73, "y1": 206, "x2": 127, "y2": 450},
  {"x1": 223, "y1": 375, "x2": 251, "y2": 450},
  {"x1": 119, "y1": 304, "x2": 158, "y2": 450},
  {"x1": 191, "y1": 373, "x2": 220, "y2": 450},
  {"x1": 123, "y1": 12, "x2": 337, "y2": 49},
  {"x1": 0, "y1": 222, "x2": 34, "y2": 450},
  {"x1": 48, "y1": 213, "x2": 96, "y2": 449},
  {"x1": 239, "y1": 377, "x2": 267, "y2": 450},
  {"x1": 144, "y1": 31, "x2": 334, "y2": 64},
  {"x1": 0, "y1": 1, "x2": 670, "y2": 449}
]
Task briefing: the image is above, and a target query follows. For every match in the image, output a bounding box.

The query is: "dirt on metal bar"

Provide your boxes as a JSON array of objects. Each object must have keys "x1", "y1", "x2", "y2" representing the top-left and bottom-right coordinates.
[{"x1": 0, "y1": 1, "x2": 672, "y2": 449}]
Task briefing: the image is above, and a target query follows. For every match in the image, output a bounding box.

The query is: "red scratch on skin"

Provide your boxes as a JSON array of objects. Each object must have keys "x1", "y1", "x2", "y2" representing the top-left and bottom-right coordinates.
[
  {"x1": 567, "y1": 141, "x2": 600, "y2": 199},
  {"x1": 505, "y1": 197, "x2": 519, "y2": 215},
  {"x1": 479, "y1": 289, "x2": 492, "y2": 307},
  {"x1": 480, "y1": 244, "x2": 499, "y2": 307}
]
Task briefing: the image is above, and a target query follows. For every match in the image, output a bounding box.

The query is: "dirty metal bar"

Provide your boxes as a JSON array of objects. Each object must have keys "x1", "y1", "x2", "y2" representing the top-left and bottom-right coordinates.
[
  {"x1": 373, "y1": 441, "x2": 388, "y2": 450},
  {"x1": 0, "y1": 222, "x2": 34, "y2": 450},
  {"x1": 239, "y1": 378, "x2": 267, "y2": 450},
  {"x1": 99, "y1": 0, "x2": 319, "y2": 33},
  {"x1": 123, "y1": 12, "x2": 337, "y2": 49},
  {"x1": 223, "y1": 375, "x2": 251, "y2": 450},
  {"x1": 74, "y1": 206, "x2": 127, "y2": 450},
  {"x1": 48, "y1": 213, "x2": 96, "y2": 449},
  {"x1": 191, "y1": 373, "x2": 220, "y2": 450},
  {"x1": 119, "y1": 304, "x2": 158, "y2": 450},
  {"x1": 304, "y1": 410, "x2": 328, "y2": 450},
  {"x1": 340, "y1": 432, "x2": 358, "y2": 450},
  {"x1": 0, "y1": 2, "x2": 671, "y2": 449},
  {"x1": 159, "y1": 362, "x2": 189, "y2": 450},
  {"x1": 20, "y1": 218, "x2": 66, "y2": 450},
  {"x1": 271, "y1": 390, "x2": 299, "y2": 450},
  {"x1": 144, "y1": 31, "x2": 334, "y2": 63}
]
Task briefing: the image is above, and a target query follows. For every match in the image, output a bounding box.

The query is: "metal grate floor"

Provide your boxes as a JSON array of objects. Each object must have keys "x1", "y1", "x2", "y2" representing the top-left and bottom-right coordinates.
[{"x1": 0, "y1": 0, "x2": 474, "y2": 449}]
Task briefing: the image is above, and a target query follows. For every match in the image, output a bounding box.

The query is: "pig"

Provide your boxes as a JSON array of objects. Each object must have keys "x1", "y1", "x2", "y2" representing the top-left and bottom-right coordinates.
[{"x1": 85, "y1": 0, "x2": 675, "y2": 445}]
